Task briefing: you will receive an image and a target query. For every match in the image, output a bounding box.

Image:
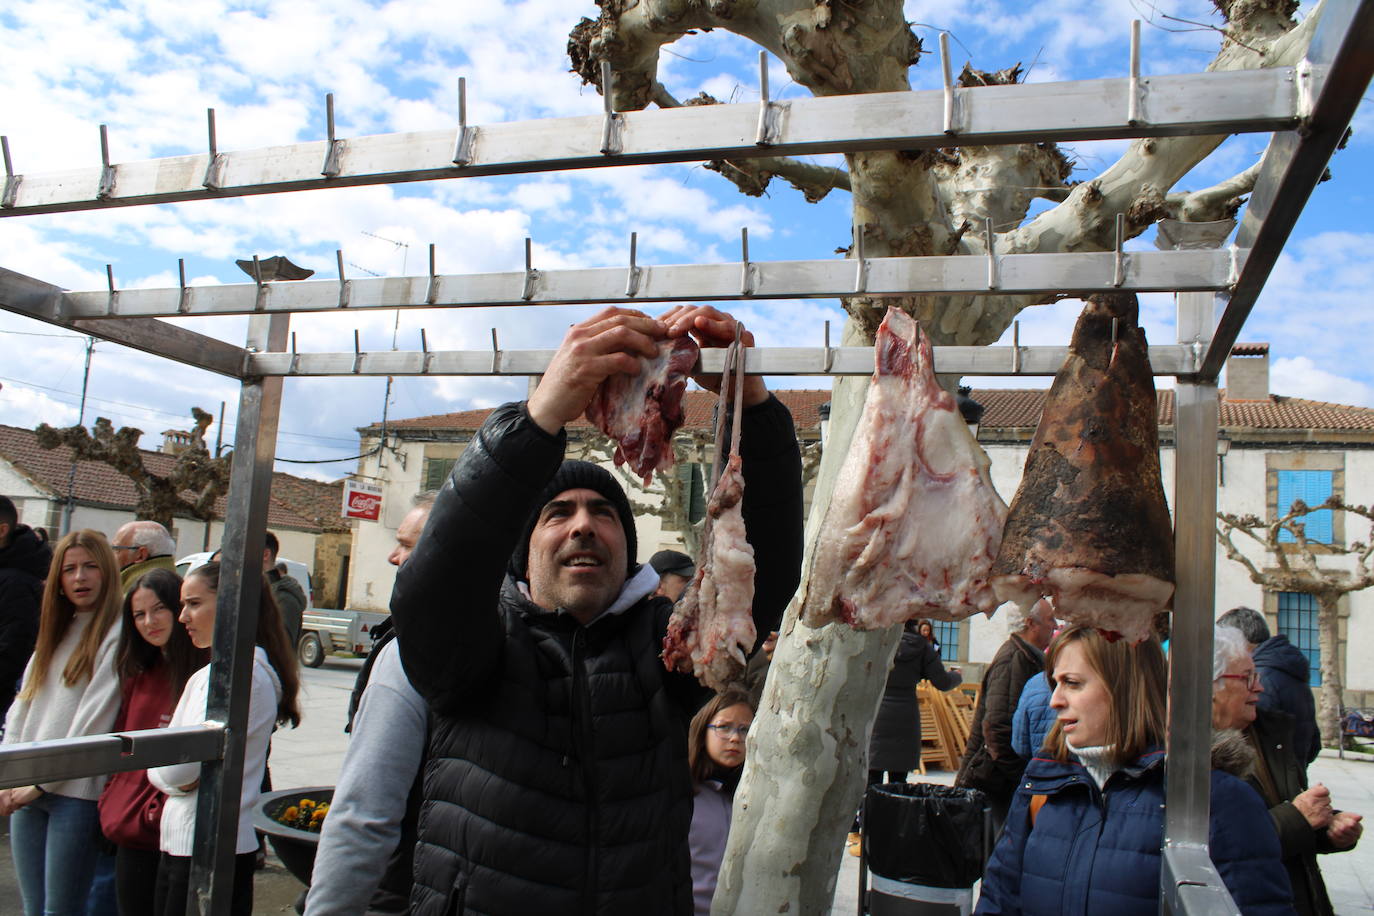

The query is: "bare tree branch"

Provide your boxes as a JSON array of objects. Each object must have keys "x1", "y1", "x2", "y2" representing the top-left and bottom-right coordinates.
[{"x1": 1166, "y1": 161, "x2": 1263, "y2": 221}]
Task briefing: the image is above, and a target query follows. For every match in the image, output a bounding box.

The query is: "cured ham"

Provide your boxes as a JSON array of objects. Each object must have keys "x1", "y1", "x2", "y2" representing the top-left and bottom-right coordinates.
[
  {"x1": 991, "y1": 292, "x2": 1174, "y2": 643},
  {"x1": 799, "y1": 307, "x2": 1007, "y2": 630},
  {"x1": 662, "y1": 454, "x2": 756, "y2": 691},
  {"x1": 586, "y1": 337, "x2": 699, "y2": 485}
]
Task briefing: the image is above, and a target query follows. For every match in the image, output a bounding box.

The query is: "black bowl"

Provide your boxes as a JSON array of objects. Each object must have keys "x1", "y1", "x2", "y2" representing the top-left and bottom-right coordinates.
[{"x1": 253, "y1": 786, "x2": 334, "y2": 884}]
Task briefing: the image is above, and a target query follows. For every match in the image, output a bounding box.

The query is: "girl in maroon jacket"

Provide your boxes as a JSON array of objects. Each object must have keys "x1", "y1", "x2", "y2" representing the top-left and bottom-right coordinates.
[{"x1": 98, "y1": 568, "x2": 206, "y2": 915}]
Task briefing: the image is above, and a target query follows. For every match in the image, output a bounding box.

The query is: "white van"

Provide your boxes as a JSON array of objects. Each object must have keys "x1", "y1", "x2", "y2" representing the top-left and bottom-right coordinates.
[{"x1": 175, "y1": 551, "x2": 314, "y2": 610}]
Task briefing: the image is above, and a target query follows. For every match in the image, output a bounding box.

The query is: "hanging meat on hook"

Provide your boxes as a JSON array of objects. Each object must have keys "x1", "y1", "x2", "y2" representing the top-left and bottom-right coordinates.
[
  {"x1": 991, "y1": 292, "x2": 1175, "y2": 643},
  {"x1": 586, "y1": 336, "x2": 699, "y2": 486},
  {"x1": 799, "y1": 307, "x2": 1008, "y2": 630},
  {"x1": 663, "y1": 333, "x2": 757, "y2": 691}
]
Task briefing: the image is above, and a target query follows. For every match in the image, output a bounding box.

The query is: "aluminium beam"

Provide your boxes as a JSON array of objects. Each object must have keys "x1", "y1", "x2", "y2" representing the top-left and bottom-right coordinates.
[
  {"x1": 0, "y1": 69, "x2": 1300, "y2": 217},
  {"x1": 1161, "y1": 846, "x2": 1240, "y2": 916},
  {"x1": 1199, "y1": 0, "x2": 1374, "y2": 380},
  {"x1": 60, "y1": 249, "x2": 1238, "y2": 320},
  {"x1": 0, "y1": 266, "x2": 246, "y2": 378},
  {"x1": 244, "y1": 343, "x2": 1201, "y2": 378},
  {"x1": 0, "y1": 724, "x2": 224, "y2": 790}
]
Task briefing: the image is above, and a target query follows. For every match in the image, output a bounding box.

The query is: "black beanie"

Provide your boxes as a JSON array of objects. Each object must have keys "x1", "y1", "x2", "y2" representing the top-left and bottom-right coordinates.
[{"x1": 509, "y1": 460, "x2": 638, "y2": 580}]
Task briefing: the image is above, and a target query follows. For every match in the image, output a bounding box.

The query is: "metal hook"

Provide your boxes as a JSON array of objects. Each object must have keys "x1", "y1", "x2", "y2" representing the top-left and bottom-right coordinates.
[
  {"x1": 755, "y1": 50, "x2": 776, "y2": 147},
  {"x1": 940, "y1": 34, "x2": 957, "y2": 135},
  {"x1": 1011, "y1": 320, "x2": 1022, "y2": 373},
  {"x1": 1112, "y1": 213, "x2": 1126, "y2": 288},
  {"x1": 453, "y1": 77, "x2": 476, "y2": 166},
  {"x1": 1127, "y1": 20, "x2": 1142, "y2": 127},
  {"x1": 203, "y1": 108, "x2": 224, "y2": 190},
  {"x1": 985, "y1": 217, "x2": 999, "y2": 290},
  {"x1": 105, "y1": 264, "x2": 119, "y2": 315},
  {"x1": 337, "y1": 249, "x2": 352, "y2": 307},
  {"x1": 420, "y1": 328, "x2": 433, "y2": 374},
  {"x1": 625, "y1": 232, "x2": 642, "y2": 297},
  {"x1": 289, "y1": 331, "x2": 301, "y2": 375},
  {"x1": 97, "y1": 124, "x2": 116, "y2": 200},
  {"x1": 1111, "y1": 317, "x2": 1120, "y2": 344},
  {"x1": 740, "y1": 228, "x2": 754, "y2": 296},
  {"x1": 322, "y1": 93, "x2": 343, "y2": 178},
  {"x1": 853, "y1": 223, "x2": 868, "y2": 294},
  {"x1": 822, "y1": 320, "x2": 834, "y2": 373},
  {"x1": 426, "y1": 243, "x2": 439, "y2": 305},
  {"x1": 521, "y1": 237, "x2": 540, "y2": 300},
  {"x1": 251, "y1": 255, "x2": 267, "y2": 312},
  {"x1": 178, "y1": 259, "x2": 192, "y2": 314},
  {"x1": 1, "y1": 136, "x2": 20, "y2": 209},
  {"x1": 490, "y1": 328, "x2": 502, "y2": 374},
  {"x1": 599, "y1": 62, "x2": 622, "y2": 156},
  {"x1": 351, "y1": 328, "x2": 363, "y2": 374}
]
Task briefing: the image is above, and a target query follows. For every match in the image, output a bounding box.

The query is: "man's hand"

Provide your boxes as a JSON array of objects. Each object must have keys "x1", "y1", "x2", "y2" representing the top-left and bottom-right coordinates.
[
  {"x1": 660, "y1": 305, "x2": 768, "y2": 407},
  {"x1": 1294, "y1": 784, "x2": 1334, "y2": 829},
  {"x1": 527, "y1": 307, "x2": 667, "y2": 435},
  {"x1": 1327, "y1": 810, "x2": 1363, "y2": 850}
]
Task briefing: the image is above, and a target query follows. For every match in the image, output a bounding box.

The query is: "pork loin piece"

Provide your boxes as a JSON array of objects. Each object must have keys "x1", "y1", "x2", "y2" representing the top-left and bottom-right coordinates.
[
  {"x1": 799, "y1": 307, "x2": 1008, "y2": 630},
  {"x1": 586, "y1": 337, "x2": 699, "y2": 485},
  {"x1": 991, "y1": 292, "x2": 1175, "y2": 643},
  {"x1": 662, "y1": 454, "x2": 756, "y2": 691}
]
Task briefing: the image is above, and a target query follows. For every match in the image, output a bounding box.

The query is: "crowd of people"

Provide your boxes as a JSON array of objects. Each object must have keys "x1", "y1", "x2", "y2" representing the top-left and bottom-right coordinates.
[
  {"x1": 0, "y1": 302, "x2": 1366, "y2": 916},
  {"x1": 0, "y1": 497, "x2": 303, "y2": 916}
]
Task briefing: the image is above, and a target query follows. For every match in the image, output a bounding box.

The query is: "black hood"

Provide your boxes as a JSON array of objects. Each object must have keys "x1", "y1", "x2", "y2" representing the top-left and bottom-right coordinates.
[
  {"x1": 1252, "y1": 634, "x2": 1311, "y2": 683},
  {"x1": 0, "y1": 525, "x2": 51, "y2": 581}
]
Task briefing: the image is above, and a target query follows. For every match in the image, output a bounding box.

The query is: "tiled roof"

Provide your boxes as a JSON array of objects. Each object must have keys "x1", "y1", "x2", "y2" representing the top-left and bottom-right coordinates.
[
  {"x1": 975, "y1": 389, "x2": 1374, "y2": 432},
  {"x1": 1231, "y1": 343, "x2": 1270, "y2": 356},
  {"x1": 362, "y1": 390, "x2": 834, "y2": 435},
  {"x1": 0, "y1": 424, "x2": 339, "y2": 532}
]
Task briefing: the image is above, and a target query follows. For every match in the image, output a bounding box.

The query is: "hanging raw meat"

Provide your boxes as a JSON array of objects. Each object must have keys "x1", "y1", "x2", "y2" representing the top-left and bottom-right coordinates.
[
  {"x1": 585, "y1": 337, "x2": 699, "y2": 485},
  {"x1": 799, "y1": 307, "x2": 1008, "y2": 630},
  {"x1": 991, "y1": 292, "x2": 1174, "y2": 643},
  {"x1": 662, "y1": 453, "x2": 756, "y2": 691}
]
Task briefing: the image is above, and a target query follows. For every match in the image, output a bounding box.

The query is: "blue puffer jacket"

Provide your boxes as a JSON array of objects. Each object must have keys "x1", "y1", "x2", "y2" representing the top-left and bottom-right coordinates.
[
  {"x1": 976, "y1": 749, "x2": 1296, "y2": 916},
  {"x1": 1010, "y1": 674, "x2": 1055, "y2": 759}
]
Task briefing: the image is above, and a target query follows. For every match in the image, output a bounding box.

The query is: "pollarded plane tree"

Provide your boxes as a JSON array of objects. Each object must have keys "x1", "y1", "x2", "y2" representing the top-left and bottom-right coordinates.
[
  {"x1": 568, "y1": 0, "x2": 1326, "y2": 912},
  {"x1": 1217, "y1": 498, "x2": 1374, "y2": 748}
]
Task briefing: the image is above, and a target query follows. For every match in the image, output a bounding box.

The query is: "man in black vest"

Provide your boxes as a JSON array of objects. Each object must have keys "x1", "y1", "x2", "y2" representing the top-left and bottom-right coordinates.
[{"x1": 391, "y1": 305, "x2": 803, "y2": 916}]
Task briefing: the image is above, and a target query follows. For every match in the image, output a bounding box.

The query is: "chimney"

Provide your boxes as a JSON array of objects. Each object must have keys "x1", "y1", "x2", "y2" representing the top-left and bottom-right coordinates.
[
  {"x1": 1225, "y1": 343, "x2": 1269, "y2": 401},
  {"x1": 161, "y1": 429, "x2": 193, "y2": 454}
]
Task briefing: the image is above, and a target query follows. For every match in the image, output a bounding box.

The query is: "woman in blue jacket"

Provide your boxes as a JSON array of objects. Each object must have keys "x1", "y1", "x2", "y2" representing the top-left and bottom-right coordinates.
[{"x1": 976, "y1": 625, "x2": 1295, "y2": 916}]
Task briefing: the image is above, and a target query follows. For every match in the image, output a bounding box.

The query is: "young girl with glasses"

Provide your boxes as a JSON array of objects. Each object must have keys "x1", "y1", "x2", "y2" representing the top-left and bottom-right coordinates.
[{"x1": 686, "y1": 689, "x2": 755, "y2": 916}]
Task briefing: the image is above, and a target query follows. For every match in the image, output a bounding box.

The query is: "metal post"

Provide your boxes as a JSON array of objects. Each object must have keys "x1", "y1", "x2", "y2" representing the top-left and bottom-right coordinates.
[
  {"x1": 60, "y1": 336, "x2": 95, "y2": 535},
  {"x1": 186, "y1": 312, "x2": 288, "y2": 916}
]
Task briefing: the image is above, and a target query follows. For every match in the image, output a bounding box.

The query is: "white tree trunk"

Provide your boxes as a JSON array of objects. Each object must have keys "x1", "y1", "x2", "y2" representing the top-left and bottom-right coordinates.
[{"x1": 1318, "y1": 593, "x2": 1343, "y2": 746}]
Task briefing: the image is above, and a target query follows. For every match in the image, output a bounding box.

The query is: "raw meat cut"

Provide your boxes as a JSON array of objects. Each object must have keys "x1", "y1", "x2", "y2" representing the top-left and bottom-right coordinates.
[
  {"x1": 798, "y1": 307, "x2": 1008, "y2": 630},
  {"x1": 586, "y1": 337, "x2": 699, "y2": 485},
  {"x1": 662, "y1": 453, "x2": 756, "y2": 691},
  {"x1": 991, "y1": 292, "x2": 1174, "y2": 643}
]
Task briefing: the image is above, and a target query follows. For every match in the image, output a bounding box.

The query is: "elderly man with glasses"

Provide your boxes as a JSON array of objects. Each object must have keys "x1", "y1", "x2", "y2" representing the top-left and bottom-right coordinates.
[
  {"x1": 1212, "y1": 625, "x2": 1363, "y2": 916},
  {"x1": 110, "y1": 520, "x2": 177, "y2": 593}
]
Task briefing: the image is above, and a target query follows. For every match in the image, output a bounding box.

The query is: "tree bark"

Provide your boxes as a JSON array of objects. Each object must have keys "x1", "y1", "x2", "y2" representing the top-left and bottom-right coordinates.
[{"x1": 1317, "y1": 592, "x2": 1343, "y2": 746}]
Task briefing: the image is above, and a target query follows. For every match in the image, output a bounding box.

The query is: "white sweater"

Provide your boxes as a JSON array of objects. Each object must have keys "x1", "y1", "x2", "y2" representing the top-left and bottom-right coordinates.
[
  {"x1": 148, "y1": 647, "x2": 283, "y2": 856},
  {"x1": 2, "y1": 610, "x2": 122, "y2": 799}
]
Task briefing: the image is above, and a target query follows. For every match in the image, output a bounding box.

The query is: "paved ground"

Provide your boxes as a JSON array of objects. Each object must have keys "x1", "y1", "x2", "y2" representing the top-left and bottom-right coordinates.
[{"x1": 3, "y1": 656, "x2": 1372, "y2": 913}]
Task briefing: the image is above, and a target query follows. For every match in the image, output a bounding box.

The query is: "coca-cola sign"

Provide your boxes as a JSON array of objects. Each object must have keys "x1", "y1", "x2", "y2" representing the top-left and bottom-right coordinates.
[{"x1": 342, "y1": 479, "x2": 384, "y2": 521}]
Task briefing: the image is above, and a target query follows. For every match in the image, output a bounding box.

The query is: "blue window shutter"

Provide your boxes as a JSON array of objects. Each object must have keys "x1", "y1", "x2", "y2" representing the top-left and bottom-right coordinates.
[{"x1": 1276, "y1": 470, "x2": 1333, "y2": 544}]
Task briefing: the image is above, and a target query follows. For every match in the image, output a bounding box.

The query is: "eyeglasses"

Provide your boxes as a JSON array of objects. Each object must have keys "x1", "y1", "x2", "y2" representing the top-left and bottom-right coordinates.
[
  {"x1": 707, "y1": 724, "x2": 750, "y2": 739},
  {"x1": 1217, "y1": 671, "x2": 1261, "y2": 689},
  {"x1": 111, "y1": 545, "x2": 140, "y2": 551}
]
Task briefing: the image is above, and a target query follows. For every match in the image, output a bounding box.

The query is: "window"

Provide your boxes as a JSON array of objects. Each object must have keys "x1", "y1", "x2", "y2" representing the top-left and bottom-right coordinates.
[
  {"x1": 1276, "y1": 469, "x2": 1333, "y2": 543},
  {"x1": 676, "y1": 462, "x2": 706, "y2": 526},
  {"x1": 931, "y1": 620, "x2": 960, "y2": 663},
  {"x1": 423, "y1": 457, "x2": 456, "y2": 492},
  {"x1": 1276, "y1": 592, "x2": 1321, "y2": 686}
]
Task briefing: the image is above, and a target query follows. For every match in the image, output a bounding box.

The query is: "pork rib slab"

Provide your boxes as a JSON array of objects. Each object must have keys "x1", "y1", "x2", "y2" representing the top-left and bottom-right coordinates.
[{"x1": 586, "y1": 337, "x2": 699, "y2": 485}]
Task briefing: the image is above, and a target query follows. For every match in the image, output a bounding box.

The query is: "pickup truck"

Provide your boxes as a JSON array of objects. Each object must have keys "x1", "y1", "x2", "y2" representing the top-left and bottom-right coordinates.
[{"x1": 297, "y1": 607, "x2": 390, "y2": 668}]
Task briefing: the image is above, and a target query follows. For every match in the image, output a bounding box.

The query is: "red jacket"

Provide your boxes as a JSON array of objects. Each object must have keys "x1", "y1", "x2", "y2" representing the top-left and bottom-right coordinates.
[{"x1": 98, "y1": 665, "x2": 173, "y2": 849}]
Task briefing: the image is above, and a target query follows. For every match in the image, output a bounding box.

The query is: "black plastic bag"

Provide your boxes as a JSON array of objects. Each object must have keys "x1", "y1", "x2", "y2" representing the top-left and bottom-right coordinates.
[{"x1": 862, "y1": 782, "x2": 987, "y2": 889}]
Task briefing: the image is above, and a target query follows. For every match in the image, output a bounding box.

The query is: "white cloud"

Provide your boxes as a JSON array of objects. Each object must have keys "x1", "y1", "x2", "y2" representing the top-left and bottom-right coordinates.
[{"x1": 1269, "y1": 356, "x2": 1374, "y2": 406}]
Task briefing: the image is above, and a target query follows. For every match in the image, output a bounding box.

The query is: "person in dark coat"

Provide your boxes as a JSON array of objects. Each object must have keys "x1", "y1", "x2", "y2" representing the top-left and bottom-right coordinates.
[
  {"x1": 1211, "y1": 625, "x2": 1363, "y2": 916},
  {"x1": 975, "y1": 626, "x2": 1295, "y2": 916},
  {"x1": 1219, "y1": 606, "x2": 1321, "y2": 765},
  {"x1": 869, "y1": 621, "x2": 961, "y2": 783},
  {"x1": 956, "y1": 599, "x2": 1054, "y2": 823},
  {"x1": 390, "y1": 305, "x2": 804, "y2": 916},
  {"x1": 0, "y1": 497, "x2": 50, "y2": 727}
]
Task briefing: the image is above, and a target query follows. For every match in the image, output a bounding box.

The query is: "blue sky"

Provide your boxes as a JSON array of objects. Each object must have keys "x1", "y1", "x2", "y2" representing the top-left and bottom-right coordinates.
[{"x1": 1, "y1": 0, "x2": 1371, "y2": 478}]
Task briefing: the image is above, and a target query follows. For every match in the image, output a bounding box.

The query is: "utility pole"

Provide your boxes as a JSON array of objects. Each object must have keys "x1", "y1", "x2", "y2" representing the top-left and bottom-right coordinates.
[{"x1": 60, "y1": 336, "x2": 95, "y2": 536}]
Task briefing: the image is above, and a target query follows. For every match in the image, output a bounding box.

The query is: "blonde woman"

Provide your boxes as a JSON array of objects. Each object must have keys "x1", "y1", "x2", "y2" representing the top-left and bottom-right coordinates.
[{"x1": 1, "y1": 530, "x2": 124, "y2": 916}]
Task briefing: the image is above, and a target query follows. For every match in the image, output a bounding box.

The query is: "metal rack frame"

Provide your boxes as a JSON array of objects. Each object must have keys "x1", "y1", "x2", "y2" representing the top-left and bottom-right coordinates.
[{"x1": 0, "y1": 2, "x2": 1370, "y2": 912}]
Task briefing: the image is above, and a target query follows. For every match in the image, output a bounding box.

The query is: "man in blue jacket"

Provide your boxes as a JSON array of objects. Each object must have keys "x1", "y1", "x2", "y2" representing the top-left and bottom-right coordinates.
[
  {"x1": 1218, "y1": 606, "x2": 1321, "y2": 766},
  {"x1": 390, "y1": 305, "x2": 803, "y2": 916}
]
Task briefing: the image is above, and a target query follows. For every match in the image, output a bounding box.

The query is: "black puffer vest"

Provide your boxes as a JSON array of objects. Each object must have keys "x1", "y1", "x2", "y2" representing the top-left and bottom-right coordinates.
[{"x1": 410, "y1": 579, "x2": 694, "y2": 916}]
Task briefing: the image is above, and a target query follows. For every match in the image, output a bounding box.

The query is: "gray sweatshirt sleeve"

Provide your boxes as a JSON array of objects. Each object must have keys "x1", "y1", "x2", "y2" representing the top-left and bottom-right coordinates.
[{"x1": 304, "y1": 640, "x2": 427, "y2": 916}]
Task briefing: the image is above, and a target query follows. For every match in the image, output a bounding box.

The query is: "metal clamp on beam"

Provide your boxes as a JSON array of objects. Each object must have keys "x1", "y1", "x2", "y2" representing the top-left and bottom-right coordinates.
[
  {"x1": 1161, "y1": 845, "x2": 1240, "y2": 916},
  {"x1": 521, "y1": 238, "x2": 540, "y2": 300},
  {"x1": 490, "y1": 328, "x2": 502, "y2": 373},
  {"x1": 289, "y1": 332, "x2": 301, "y2": 375},
  {"x1": 322, "y1": 93, "x2": 345, "y2": 178},
  {"x1": 351, "y1": 328, "x2": 364, "y2": 374},
  {"x1": 453, "y1": 78, "x2": 476, "y2": 166},
  {"x1": 97, "y1": 125, "x2": 117, "y2": 201},
  {"x1": 105, "y1": 265, "x2": 119, "y2": 316},
  {"x1": 420, "y1": 328, "x2": 433, "y2": 374},
  {"x1": 755, "y1": 51, "x2": 777, "y2": 146},
  {"x1": 203, "y1": 108, "x2": 225, "y2": 190},
  {"x1": 425, "y1": 243, "x2": 439, "y2": 305},
  {"x1": 740, "y1": 228, "x2": 754, "y2": 296},
  {"x1": 940, "y1": 34, "x2": 959, "y2": 135},
  {"x1": 178, "y1": 259, "x2": 192, "y2": 314},
  {"x1": 1113, "y1": 213, "x2": 1127, "y2": 288},
  {"x1": 600, "y1": 63, "x2": 623, "y2": 156},
  {"x1": 336, "y1": 250, "x2": 351, "y2": 308},
  {"x1": 985, "y1": 218, "x2": 999, "y2": 290},
  {"x1": 1, "y1": 136, "x2": 21, "y2": 209},
  {"x1": 852, "y1": 224, "x2": 868, "y2": 294},
  {"x1": 251, "y1": 255, "x2": 267, "y2": 312},
  {"x1": 625, "y1": 232, "x2": 643, "y2": 297},
  {"x1": 1128, "y1": 21, "x2": 1143, "y2": 127}
]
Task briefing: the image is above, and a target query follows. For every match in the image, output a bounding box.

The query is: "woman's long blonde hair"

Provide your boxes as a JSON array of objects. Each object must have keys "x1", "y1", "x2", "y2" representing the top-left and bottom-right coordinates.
[
  {"x1": 1043, "y1": 625, "x2": 1168, "y2": 767},
  {"x1": 20, "y1": 529, "x2": 123, "y2": 700}
]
